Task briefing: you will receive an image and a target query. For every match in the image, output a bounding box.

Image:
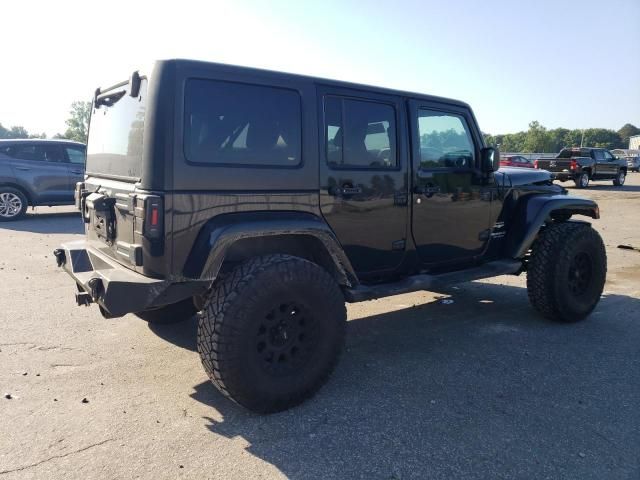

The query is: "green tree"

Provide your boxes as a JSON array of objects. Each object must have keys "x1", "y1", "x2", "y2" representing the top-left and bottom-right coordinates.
[
  {"x1": 547, "y1": 128, "x2": 570, "y2": 152},
  {"x1": 501, "y1": 131, "x2": 526, "y2": 152},
  {"x1": 522, "y1": 121, "x2": 548, "y2": 152},
  {"x1": 62, "y1": 101, "x2": 91, "y2": 143},
  {"x1": 581, "y1": 128, "x2": 621, "y2": 149},
  {"x1": 617, "y1": 123, "x2": 640, "y2": 147},
  {"x1": 7, "y1": 126, "x2": 29, "y2": 139}
]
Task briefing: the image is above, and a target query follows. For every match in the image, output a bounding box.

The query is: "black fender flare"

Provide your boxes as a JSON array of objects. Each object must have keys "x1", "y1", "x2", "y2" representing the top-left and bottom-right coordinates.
[
  {"x1": 182, "y1": 211, "x2": 357, "y2": 286},
  {"x1": 507, "y1": 194, "x2": 599, "y2": 258}
]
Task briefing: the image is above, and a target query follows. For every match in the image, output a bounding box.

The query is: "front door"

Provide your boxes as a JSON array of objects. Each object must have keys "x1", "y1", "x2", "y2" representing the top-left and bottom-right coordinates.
[
  {"x1": 318, "y1": 89, "x2": 408, "y2": 277},
  {"x1": 601, "y1": 150, "x2": 618, "y2": 178},
  {"x1": 409, "y1": 101, "x2": 492, "y2": 266},
  {"x1": 592, "y1": 149, "x2": 608, "y2": 179}
]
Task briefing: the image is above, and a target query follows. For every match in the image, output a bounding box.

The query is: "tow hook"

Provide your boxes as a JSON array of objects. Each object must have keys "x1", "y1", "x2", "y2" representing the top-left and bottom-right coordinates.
[
  {"x1": 53, "y1": 249, "x2": 66, "y2": 267},
  {"x1": 87, "y1": 277, "x2": 104, "y2": 301}
]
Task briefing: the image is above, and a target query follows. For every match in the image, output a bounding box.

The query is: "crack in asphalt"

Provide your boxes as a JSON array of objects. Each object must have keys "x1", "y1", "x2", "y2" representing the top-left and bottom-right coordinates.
[{"x1": 0, "y1": 438, "x2": 115, "y2": 475}]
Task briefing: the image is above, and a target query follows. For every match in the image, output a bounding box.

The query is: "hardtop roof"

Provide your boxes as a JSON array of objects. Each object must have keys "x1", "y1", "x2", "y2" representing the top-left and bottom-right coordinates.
[{"x1": 162, "y1": 58, "x2": 472, "y2": 109}]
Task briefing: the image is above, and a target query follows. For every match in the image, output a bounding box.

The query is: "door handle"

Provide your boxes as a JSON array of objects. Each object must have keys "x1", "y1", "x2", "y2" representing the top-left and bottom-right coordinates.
[
  {"x1": 329, "y1": 185, "x2": 362, "y2": 197},
  {"x1": 413, "y1": 185, "x2": 440, "y2": 197},
  {"x1": 14, "y1": 166, "x2": 31, "y2": 171},
  {"x1": 71, "y1": 170, "x2": 83, "y2": 174}
]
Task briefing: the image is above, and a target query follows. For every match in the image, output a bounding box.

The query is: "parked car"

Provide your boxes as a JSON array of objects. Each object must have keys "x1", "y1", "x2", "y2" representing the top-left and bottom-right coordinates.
[
  {"x1": 54, "y1": 60, "x2": 605, "y2": 413},
  {"x1": 535, "y1": 147, "x2": 627, "y2": 188},
  {"x1": 499, "y1": 154, "x2": 534, "y2": 168},
  {"x1": 0, "y1": 139, "x2": 86, "y2": 220},
  {"x1": 611, "y1": 149, "x2": 640, "y2": 172}
]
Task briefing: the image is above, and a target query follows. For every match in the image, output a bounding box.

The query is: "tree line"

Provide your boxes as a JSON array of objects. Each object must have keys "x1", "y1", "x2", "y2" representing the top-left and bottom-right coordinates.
[
  {"x1": 484, "y1": 121, "x2": 640, "y2": 153},
  {"x1": 0, "y1": 101, "x2": 91, "y2": 143}
]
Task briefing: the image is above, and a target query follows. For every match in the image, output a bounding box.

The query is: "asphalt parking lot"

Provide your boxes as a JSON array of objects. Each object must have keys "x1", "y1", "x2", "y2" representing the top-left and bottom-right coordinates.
[{"x1": 1, "y1": 176, "x2": 639, "y2": 480}]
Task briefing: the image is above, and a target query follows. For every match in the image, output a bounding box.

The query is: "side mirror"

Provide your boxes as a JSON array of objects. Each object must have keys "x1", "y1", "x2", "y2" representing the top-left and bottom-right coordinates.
[{"x1": 481, "y1": 147, "x2": 500, "y2": 173}]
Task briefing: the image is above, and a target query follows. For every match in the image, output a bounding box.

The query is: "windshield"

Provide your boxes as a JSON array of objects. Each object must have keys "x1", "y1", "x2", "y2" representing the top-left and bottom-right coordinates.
[{"x1": 86, "y1": 78, "x2": 147, "y2": 179}]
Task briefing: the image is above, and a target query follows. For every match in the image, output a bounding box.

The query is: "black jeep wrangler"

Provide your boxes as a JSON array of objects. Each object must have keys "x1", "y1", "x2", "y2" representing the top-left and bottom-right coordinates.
[{"x1": 55, "y1": 60, "x2": 606, "y2": 413}]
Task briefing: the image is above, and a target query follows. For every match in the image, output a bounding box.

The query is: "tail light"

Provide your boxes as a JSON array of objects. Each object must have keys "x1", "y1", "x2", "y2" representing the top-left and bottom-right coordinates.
[
  {"x1": 570, "y1": 160, "x2": 578, "y2": 170},
  {"x1": 534, "y1": 160, "x2": 539, "y2": 169},
  {"x1": 143, "y1": 195, "x2": 163, "y2": 239}
]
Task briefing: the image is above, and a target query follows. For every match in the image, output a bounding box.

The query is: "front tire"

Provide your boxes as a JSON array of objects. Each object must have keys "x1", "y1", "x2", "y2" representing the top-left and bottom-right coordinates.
[
  {"x1": 574, "y1": 172, "x2": 589, "y2": 188},
  {"x1": 527, "y1": 223, "x2": 606, "y2": 322},
  {"x1": 0, "y1": 187, "x2": 28, "y2": 221},
  {"x1": 613, "y1": 170, "x2": 626, "y2": 186},
  {"x1": 197, "y1": 255, "x2": 347, "y2": 413}
]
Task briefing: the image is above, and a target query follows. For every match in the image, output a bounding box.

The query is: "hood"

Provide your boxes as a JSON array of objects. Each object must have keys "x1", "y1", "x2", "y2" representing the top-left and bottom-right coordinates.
[{"x1": 498, "y1": 166, "x2": 553, "y2": 186}]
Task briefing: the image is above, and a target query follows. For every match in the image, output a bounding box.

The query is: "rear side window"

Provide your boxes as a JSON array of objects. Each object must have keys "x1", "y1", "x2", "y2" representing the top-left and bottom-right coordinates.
[
  {"x1": 65, "y1": 146, "x2": 86, "y2": 164},
  {"x1": 43, "y1": 145, "x2": 66, "y2": 162},
  {"x1": 324, "y1": 96, "x2": 397, "y2": 169},
  {"x1": 184, "y1": 79, "x2": 302, "y2": 167}
]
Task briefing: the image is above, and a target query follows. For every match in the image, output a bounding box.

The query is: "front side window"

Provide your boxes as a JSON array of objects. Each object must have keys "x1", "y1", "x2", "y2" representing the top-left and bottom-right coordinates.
[
  {"x1": 417, "y1": 110, "x2": 475, "y2": 169},
  {"x1": 594, "y1": 150, "x2": 605, "y2": 160},
  {"x1": 603, "y1": 150, "x2": 614, "y2": 161},
  {"x1": 8, "y1": 144, "x2": 46, "y2": 162},
  {"x1": 184, "y1": 79, "x2": 301, "y2": 167},
  {"x1": 324, "y1": 97, "x2": 397, "y2": 168}
]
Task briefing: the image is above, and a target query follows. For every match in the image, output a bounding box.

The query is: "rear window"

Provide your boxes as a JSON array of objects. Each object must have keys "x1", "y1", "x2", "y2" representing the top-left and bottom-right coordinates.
[
  {"x1": 557, "y1": 148, "x2": 590, "y2": 159},
  {"x1": 184, "y1": 79, "x2": 302, "y2": 167},
  {"x1": 86, "y1": 79, "x2": 147, "y2": 179}
]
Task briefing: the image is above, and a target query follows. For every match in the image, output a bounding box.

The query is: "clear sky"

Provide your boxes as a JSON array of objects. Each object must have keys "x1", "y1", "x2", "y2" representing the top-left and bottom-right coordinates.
[{"x1": 1, "y1": 0, "x2": 638, "y2": 137}]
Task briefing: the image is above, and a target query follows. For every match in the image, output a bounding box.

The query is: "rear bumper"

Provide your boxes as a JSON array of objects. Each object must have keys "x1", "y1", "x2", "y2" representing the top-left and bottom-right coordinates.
[
  {"x1": 54, "y1": 240, "x2": 208, "y2": 318},
  {"x1": 550, "y1": 172, "x2": 577, "y2": 182}
]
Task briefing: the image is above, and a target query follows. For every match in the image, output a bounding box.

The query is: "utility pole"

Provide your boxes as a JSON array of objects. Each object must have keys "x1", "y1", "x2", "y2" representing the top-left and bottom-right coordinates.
[{"x1": 580, "y1": 130, "x2": 585, "y2": 147}]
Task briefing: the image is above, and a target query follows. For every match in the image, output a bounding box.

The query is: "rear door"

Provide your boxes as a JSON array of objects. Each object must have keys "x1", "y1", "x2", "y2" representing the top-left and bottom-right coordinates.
[
  {"x1": 62, "y1": 144, "x2": 86, "y2": 190},
  {"x1": 84, "y1": 77, "x2": 148, "y2": 270},
  {"x1": 409, "y1": 100, "x2": 492, "y2": 266},
  {"x1": 318, "y1": 88, "x2": 408, "y2": 277},
  {"x1": 6, "y1": 143, "x2": 70, "y2": 203}
]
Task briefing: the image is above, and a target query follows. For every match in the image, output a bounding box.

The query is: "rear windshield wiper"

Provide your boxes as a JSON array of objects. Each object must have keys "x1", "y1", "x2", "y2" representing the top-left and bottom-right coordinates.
[
  {"x1": 95, "y1": 89, "x2": 126, "y2": 108},
  {"x1": 94, "y1": 71, "x2": 142, "y2": 109}
]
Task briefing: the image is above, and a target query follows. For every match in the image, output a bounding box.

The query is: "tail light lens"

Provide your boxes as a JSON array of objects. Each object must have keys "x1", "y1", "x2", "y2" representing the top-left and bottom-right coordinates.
[
  {"x1": 570, "y1": 160, "x2": 578, "y2": 170},
  {"x1": 143, "y1": 195, "x2": 163, "y2": 239},
  {"x1": 534, "y1": 160, "x2": 539, "y2": 169}
]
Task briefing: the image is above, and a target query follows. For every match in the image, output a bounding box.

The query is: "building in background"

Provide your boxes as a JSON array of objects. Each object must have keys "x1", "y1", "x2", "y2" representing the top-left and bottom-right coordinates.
[{"x1": 629, "y1": 135, "x2": 640, "y2": 150}]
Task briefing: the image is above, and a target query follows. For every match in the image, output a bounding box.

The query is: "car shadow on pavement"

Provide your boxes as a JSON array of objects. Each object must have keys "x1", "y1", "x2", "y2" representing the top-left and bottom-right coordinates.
[
  {"x1": 0, "y1": 211, "x2": 84, "y2": 234},
  {"x1": 152, "y1": 281, "x2": 640, "y2": 479},
  {"x1": 148, "y1": 315, "x2": 200, "y2": 351}
]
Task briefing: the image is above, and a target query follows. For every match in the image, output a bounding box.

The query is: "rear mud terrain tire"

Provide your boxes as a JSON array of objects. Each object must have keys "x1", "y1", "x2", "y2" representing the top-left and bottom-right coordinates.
[
  {"x1": 135, "y1": 298, "x2": 197, "y2": 324},
  {"x1": 527, "y1": 222, "x2": 606, "y2": 322},
  {"x1": 197, "y1": 254, "x2": 346, "y2": 413}
]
